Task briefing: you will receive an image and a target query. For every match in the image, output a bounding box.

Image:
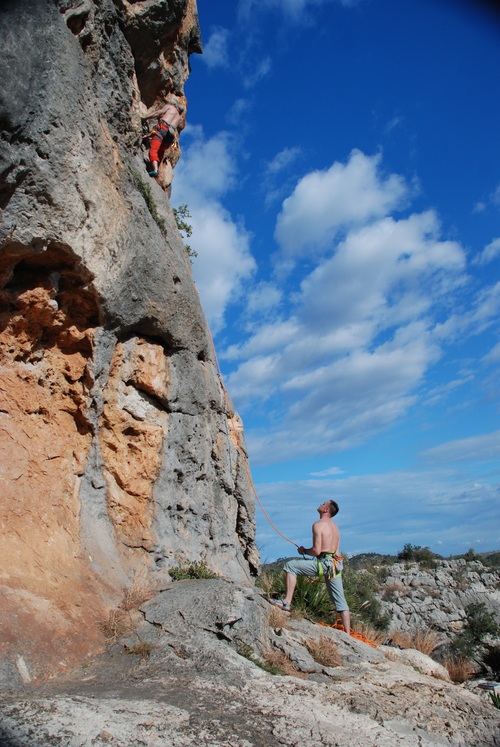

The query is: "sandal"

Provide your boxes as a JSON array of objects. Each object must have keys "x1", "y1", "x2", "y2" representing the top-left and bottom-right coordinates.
[{"x1": 270, "y1": 599, "x2": 291, "y2": 612}]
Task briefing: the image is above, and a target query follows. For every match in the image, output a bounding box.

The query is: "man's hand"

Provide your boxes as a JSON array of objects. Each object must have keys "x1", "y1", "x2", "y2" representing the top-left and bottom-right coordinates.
[{"x1": 297, "y1": 545, "x2": 306, "y2": 555}]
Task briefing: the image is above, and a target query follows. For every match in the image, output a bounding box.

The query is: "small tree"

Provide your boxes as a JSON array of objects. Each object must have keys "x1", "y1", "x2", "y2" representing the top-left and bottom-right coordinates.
[
  {"x1": 173, "y1": 204, "x2": 197, "y2": 259},
  {"x1": 453, "y1": 602, "x2": 500, "y2": 659},
  {"x1": 397, "y1": 543, "x2": 440, "y2": 567}
]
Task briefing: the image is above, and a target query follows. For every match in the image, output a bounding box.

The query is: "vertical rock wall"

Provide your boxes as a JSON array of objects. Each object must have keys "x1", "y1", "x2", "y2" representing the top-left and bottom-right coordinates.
[{"x1": 0, "y1": 0, "x2": 259, "y2": 686}]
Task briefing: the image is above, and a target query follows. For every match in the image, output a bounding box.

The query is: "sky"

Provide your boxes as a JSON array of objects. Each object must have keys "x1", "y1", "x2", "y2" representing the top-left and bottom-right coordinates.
[{"x1": 171, "y1": 0, "x2": 500, "y2": 562}]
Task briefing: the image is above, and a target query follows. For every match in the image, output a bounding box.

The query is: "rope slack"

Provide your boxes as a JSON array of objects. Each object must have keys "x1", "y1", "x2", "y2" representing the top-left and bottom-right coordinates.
[{"x1": 203, "y1": 309, "x2": 298, "y2": 550}]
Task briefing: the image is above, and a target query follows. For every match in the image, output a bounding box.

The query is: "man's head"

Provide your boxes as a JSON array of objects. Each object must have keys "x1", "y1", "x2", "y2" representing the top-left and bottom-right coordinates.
[{"x1": 318, "y1": 500, "x2": 339, "y2": 517}]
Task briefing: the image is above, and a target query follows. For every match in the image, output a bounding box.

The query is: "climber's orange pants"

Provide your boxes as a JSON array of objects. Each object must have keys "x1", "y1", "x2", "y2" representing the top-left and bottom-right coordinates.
[{"x1": 148, "y1": 124, "x2": 174, "y2": 165}]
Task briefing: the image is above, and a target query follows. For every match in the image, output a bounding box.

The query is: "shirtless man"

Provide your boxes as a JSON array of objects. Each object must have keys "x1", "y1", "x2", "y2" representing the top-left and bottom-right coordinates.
[
  {"x1": 272, "y1": 500, "x2": 350, "y2": 634},
  {"x1": 143, "y1": 97, "x2": 185, "y2": 177}
]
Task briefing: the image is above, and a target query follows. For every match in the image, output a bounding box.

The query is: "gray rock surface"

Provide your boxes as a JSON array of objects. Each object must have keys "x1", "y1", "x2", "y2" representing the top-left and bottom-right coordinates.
[
  {"x1": 1, "y1": 580, "x2": 499, "y2": 747},
  {"x1": 377, "y1": 560, "x2": 500, "y2": 642}
]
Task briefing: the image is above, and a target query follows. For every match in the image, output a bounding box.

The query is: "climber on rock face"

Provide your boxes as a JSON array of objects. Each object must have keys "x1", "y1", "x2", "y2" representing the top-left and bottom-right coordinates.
[{"x1": 142, "y1": 97, "x2": 185, "y2": 177}]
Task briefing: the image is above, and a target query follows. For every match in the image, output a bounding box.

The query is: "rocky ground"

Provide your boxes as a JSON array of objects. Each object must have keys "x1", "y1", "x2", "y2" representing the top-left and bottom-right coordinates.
[{"x1": 1, "y1": 579, "x2": 499, "y2": 747}]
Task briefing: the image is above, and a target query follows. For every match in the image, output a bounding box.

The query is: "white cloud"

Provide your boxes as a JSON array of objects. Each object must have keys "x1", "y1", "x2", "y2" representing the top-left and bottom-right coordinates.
[
  {"x1": 434, "y1": 282, "x2": 500, "y2": 343},
  {"x1": 245, "y1": 281, "x2": 283, "y2": 318},
  {"x1": 473, "y1": 237, "x2": 500, "y2": 266},
  {"x1": 188, "y1": 205, "x2": 255, "y2": 333},
  {"x1": 221, "y1": 152, "x2": 474, "y2": 465},
  {"x1": 238, "y1": 0, "x2": 357, "y2": 24},
  {"x1": 174, "y1": 126, "x2": 238, "y2": 199},
  {"x1": 310, "y1": 466, "x2": 345, "y2": 477},
  {"x1": 274, "y1": 150, "x2": 407, "y2": 259},
  {"x1": 421, "y1": 431, "x2": 500, "y2": 464},
  {"x1": 266, "y1": 147, "x2": 301, "y2": 176},
  {"x1": 243, "y1": 56, "x2": 272, "y2": 89},
  {"x1": 173, "y1": 127, "x2": 256, "y2": 333},
  {"x1": 483, "y1": 342, "x2": 500, "y2": 363},
  {"x1": 201, "y1": 27, "x2": 230, "y2": 69},
  {"x1": 226, "y1": 98, "x2": 253, "y2": 126}
]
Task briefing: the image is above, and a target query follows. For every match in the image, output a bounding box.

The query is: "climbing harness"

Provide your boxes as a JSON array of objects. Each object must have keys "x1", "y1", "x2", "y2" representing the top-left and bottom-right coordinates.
[
  {"x1": 143, "y1": 119, "x2": 176, "y2": 146},
  {"x1": 316, "y1": 551, "x2": 343, "y2": 582}
]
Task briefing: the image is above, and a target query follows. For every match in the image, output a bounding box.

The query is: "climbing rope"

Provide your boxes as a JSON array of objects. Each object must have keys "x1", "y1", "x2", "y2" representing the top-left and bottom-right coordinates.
[
  {"x1": 204, "y1": 318, "x2": 298, "y2": 550},
  {"x1": 202, "y1": 320, "x2": 382, "y2": 646}
]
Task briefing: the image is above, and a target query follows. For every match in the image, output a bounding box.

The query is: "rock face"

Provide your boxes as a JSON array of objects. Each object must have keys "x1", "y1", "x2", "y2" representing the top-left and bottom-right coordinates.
[{"x1": 0, "y1": 0, "x2": 258, "y2": 687}]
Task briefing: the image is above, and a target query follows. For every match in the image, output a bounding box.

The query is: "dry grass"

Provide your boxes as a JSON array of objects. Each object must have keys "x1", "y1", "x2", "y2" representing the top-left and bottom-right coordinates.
[
  {"x1": 268, "y1": 606, "x2": 289, "y2": 630},
  {"x1": 120, "y1": 575, "x2": 157, "y2": 611},
  {"x1": 126, "y1": 641, "x2": 155, "y2": 658},
  {"x1": 99, "y1": 608, "x2": 132, "y2": 642},
  {"x1": 443, "y1": 656, "x2": 477, "y2": 683},
  {"x1": 262, "y1": 647, "x2": 308, "y2": 679},
  {"x1": 389, "y1": 627, "x2": 443, "y2": 656},
  {"x1": 99, "y1": 574, "x2": 157, "y2": 642},
  {"x1": 305, "y1": 635, "x2": 342, "y2": 668}
]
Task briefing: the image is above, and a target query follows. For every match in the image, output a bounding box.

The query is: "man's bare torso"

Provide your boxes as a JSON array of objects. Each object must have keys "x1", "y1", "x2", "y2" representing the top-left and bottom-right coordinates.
[{"x1": 313, "y1": 518, "x2": 340, "y2": 554}]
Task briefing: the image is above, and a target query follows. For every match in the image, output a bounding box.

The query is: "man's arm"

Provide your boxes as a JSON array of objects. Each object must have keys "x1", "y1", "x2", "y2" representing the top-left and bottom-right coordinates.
[
  {"x1": 297, "y1": 523, "x2": 322, "y2": 557},
  {"x1": 143, "y1": 104, "x2": 169, "y2": 121}
]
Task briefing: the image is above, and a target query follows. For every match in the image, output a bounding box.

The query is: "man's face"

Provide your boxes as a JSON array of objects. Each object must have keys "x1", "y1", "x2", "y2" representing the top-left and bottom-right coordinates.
[{"x1": 318, "y1": 501, "x2": 330, "y2": 514}]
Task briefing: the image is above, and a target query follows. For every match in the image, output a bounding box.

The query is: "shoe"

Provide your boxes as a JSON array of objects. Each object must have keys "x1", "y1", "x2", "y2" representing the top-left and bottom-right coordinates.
[
  {"x1": 148, "y1": 170, "x2": 159, "y2": 177},
  {"x1": 270, "y1": 599, "x2": 291, "y2": 612}
]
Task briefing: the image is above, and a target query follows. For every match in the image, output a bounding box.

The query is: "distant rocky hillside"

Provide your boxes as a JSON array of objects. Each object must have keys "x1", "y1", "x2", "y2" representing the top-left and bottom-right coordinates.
[{"x1": 375, "y1": 558, "x2": 500, "y2": 643}]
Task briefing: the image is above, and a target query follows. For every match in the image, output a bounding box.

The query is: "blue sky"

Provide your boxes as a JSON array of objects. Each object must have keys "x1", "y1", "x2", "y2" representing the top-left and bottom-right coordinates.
[{"x1": 172, "y1": 0, "x2": 500, "y2": 562}]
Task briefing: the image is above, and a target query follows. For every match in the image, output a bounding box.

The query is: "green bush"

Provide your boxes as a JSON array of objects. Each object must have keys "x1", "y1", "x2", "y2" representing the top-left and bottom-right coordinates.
[
  {"x1": 452, "y1": 602, "x2": 500, "y2": 659},
  {"x1": 490, "y1": 691, "x2": 500, "y2": 709},
  {"x1": 343, "y1": 562, "x2": 391, "y2": 631},
  {"x1": 258, "y1": 561, "x2": 390, "y2": 630},
  {"x1": 169, "y1": 561, "x2": 219, "y2": 581},
  {"x1": 397, "y1": 543, "x2": 440, "y2": 568}
]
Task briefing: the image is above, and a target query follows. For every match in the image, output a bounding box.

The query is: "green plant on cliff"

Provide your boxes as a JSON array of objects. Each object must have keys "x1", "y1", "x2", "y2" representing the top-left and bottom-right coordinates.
[
  {"x1": 173, "y1": 203, "x2": 197, "y2": 259},
  {"x1": 169, "y1": 560, "x2": 219, "y2": 581},
  {"x1": 490, "y1": 691, "x2": 500, "y2": 709},
  {"x1": 131, "y1": 168, "x2": 166, "y2": 232}
]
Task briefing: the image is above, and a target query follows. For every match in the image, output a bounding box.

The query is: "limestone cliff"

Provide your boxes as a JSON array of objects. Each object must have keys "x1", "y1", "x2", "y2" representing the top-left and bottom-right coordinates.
[{"x1": 0, "y1": 0, "x2": 258, "y2": 687}]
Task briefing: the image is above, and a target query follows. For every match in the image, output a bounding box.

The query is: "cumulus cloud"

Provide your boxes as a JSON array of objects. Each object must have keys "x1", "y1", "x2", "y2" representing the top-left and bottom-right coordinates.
[
  {"x1": 201, "y1": 27, "x2": 230, "y2": 69},
  {"x1": 173, "y1": 127, "x2": 256, "y2": 333},
  {"x1": 274, "y1": 150, "x2": 407, "y2": 259},
  {"x1": 221, "y1": 151, "x2": 480, "y2": 465}
]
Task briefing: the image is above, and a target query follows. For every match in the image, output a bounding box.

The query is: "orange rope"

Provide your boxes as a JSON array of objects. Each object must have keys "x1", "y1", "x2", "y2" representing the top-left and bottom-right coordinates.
[
  {"x1": 205, "y1": 319, "x2": 298, "y2": 549},
  {"x1": 317, "y1": 620, "x2": 378, "y2": 647}
]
